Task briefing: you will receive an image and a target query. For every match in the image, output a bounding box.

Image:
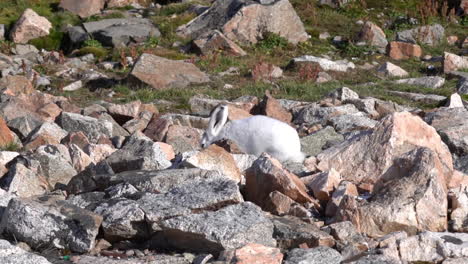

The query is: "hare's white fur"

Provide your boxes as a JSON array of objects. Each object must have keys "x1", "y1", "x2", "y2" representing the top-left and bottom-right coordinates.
[{"x1": 201, "y1": 104, "x2": 305, "y2": 163}]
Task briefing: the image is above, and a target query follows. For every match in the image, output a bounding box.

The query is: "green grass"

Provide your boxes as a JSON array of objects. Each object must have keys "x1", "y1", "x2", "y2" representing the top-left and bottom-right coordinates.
[{"x1": 0, "y1": 141, "x2": 21, "y2": 152}]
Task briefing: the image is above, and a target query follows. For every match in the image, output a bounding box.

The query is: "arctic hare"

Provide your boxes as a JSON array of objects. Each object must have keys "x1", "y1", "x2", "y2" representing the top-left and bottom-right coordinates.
[{"x1": 200, "y1": 104, "x2": 305, "y2": 163}]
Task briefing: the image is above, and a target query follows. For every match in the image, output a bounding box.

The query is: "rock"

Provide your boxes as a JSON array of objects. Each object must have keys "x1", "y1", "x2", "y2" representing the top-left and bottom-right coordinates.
[
  {"x1": 444, "y1": 258, "x2": 468, "y2": 264},
  {"x1": 294, "y1": 103, "x2": 360, "y2": 125},
  {"x1": 394, "y1": 76, "x2": 445, "y2": 89},
  {"x1": 165, "y1": 125, "x2": 203, "y2": 154},
  {"x1": 458, "y1": 77, "x2": 468, "y2": 95},
  {"x1": 251, "y1": 62, "x2": 283, "y2": 81},
  {"x1": 59, "y1": 0, "x2": 105, "y2": 18},
  {"x1": 0, "y1": 151, "x2": 19, "y2": 166},
  {"x1": 105, "y1": 132, "x2": 171, "y2": 173},
  {"x1": 257, "y1": 91, "x2": 292, "y2": 123},
  {"x1": 129, "y1": 53, "x2": 209, "y2": 89},
  {"x1": 0, "y1": 162, "x2": 48, "y2": 197},
  {"x1": 264, "y1": 191, "x2": 295, "y2": 215},
  {"x1": 387, "y1": 41, "x2": 422, "y2": 60},
  {"x1": 387, "y1": 90, "x2": 446, "y2": 104},
  {"x1": 328, "y1": 114, "x2": 378, "y2": 134},
  {"x1": 444, "y1": 52, "x2": 468, "y2": 73},
  {"x1": 177, "y1": 0, "x2": 308, "y2": 45},
  {"x1": 9, "y1": 9, "x2": 52, "y2": 43},
  {"x1": 358, "y1": 21, "x2": 388, "y2": 51},
  {"x1": 396, "y1": 24, "x2": 445, "y2": 46},
  {"x1": 316, "y1": 72, "x2": 333, "y2": 83},
  {"x1": 450, "y1": 181, "x2": 468, "y2": 232},
  {"x1": 7, "y1": 115, "x2": 43, "y2": 140},
  {"x1": 104, "y1": 101, "x2": 141, "y2": 124},
  {"x1": 156, "y1": 202, "x2": 275, "y2": 254},
  {"x1": 226, "y1": 243, "x2": 283, "y2": 264},
  {"x1": 58, "y1": 112, "x2": 113, "y2": 143},
  {"x1": 347, "y1": 254, "x2": 401, "y2": 264},
  {"x1": 97, "y1": 113, "x2": 130, "y2": 138},
  {"x1": 0, "y1": 117, "x2": 14, "y2": 148},
  {"x1": 122, "y1": 110, "x2": 153, "y2": 134},
  {"x1": 193, "y1": 30, "x2": 247, "y2": 56},
  {"x1": 69, "y1": 144, "x2": 94, "y2": 172},
  {"x1": 12, "y1": 44, "x2": 38, "y2": 56},
  {"x1": 245, "y1": 154, "x2": 317, "y2": 210},
  {"x1": 23, "y1": 122, "x2": 68, "y2": 150},
  {"x1": 160, "y1": 113, "x2": 211, "y2": 129},
  {"x1": 188, "y1": 96, "x2": 254, "y2": 118},
  {"x1": 0, "y1": 239, "x2": 52, "y2": 264},
  {"x1": 182, "y1": 145, "x2": 242, "y2": 183},
  {"x1": 271, "y1": 216, "x2": 335, "y2": 249},
  {"x1": 377, "y1": 62, "x2": 408, "y2": 77},
  {"x1": 0, "y1": 25, "x2": 4, "y2": 41},
  {"x1": 291, "y1": 55, "x2": 355, "y2": 72},
  {"x1": 318, "y1": 112, "x2": 453, "y2": 187},
  {"x1": 0, "y1": 91, "x2": 65, "y2": 122},
  {"x1": 300, "y1": 126, "x2": 344, "y2": 157},
  {"x1": 0, "y1": 75, "x2": 35, "y2": 96},
  {"x1": 61, "y1": 131, "x2": 90, "y2": 150},
  {"x1": 326, "y1": 181, "x2": 358, "y2": 217},
  {"x1": 107, "y1": 0, "x2": 141, "y2": 8},
  {"x1": 93, "y1": 198, "x2": 147, "y2": 241},
  {"x1": 304, "y1": 169, "x2": 341, "y2": 201},
  {"x1": 32, "y1": 144, "x2": 78, "y2": 188},
  {"x1": 446, "y1": 93, "x2": 464, "y2": 108},
  {"x1": 0, "y1": 196, "x2": 102, "y2": 253},
  {"x1": 83, "y1": 18, "x2": 160, "y2": 47},
  {"x1": 327, "y1": 87, "x2": 359, "y2": 102},
  {"x1": 63, "y1": 80, "x2": 83, "y2": 91},
  {"x1": 284, "y1": 247, "x2": 342, "y2": 264}
]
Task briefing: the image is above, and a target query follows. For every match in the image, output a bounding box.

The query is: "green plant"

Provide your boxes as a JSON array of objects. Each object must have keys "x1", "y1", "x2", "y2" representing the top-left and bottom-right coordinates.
[
  {"x1": 256, "y1": 32, "x2": 289, "y2": 51},
  {"x1": 28, "y1": 29, "x2": 64, "y2": 51},
  {"x1": 0, "y1": 142, "x2": 20, "y2": 152},
  {"x1": 77, "y1": 46, "x2": 108, "y2": 59},
  {"x1": 83, "y1": 39, "x2": 103, "y2": 48},
  {"x1": 144, "y1": 36, "x2": 159, "y2": 48}
]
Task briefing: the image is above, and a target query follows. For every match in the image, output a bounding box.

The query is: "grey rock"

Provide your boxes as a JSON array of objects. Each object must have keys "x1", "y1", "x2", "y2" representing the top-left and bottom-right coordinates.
[
  {"x1": 63, "y1": 80, "x2": 83, "y2": 91},
  {"x1": 7, "y1": 115, "x2": 43, "y2": 140},
  {"x1": 67, "y1": 26, "x2": 89, "y2": 45},
  {"x1": 105, "y1": 132, "x2": 171, "y2": 173},
  {"x1": 457, "y1": 78, "x2": 468, "y2": 95},
  {"x1": 67, "y1": 192, "x2": 105, "y2": 211},
  {"x1": 0, "y1": 239, "x2": 52, "y2": 264},
  {"x1": 327, "y1": 87, "x2": 359, "y2": 101},
  {"x1": 188, "y1": 4, "x2": 210, "y2": 15},
  {"x1": 97, "y1": 113, "x2": 130, "y2": 137},
  {"x1": 443, "y1": 258, "x2": 468, "y2": 264},
  {"x1": 300, "y1": 126, "x2": 344, "y2": 156},
  {"x1": 0, "y1": 25, "x2": 4, "y2": 41},
  {"x1": 65, "y1": 161, "x2": 115, "y2": 194},
  {"x1": 32, "y1": 144, "x2": 77, "y2": 188},
  {"x1": 387, "y1": 90, "x2": 446, "y2": 104},
  {"x1": 284, "y1": 247, "x2": 343, "y2": 264},
  {"x1": 83, "y1": 18, "x2": 160, "y2": 47},
  {"x1": 345, "y1": 98, "x2": 379, "y2": 117},
  {"x1": 394, "y1": 76, "x2": 445, "y2": 89},
  {"x1": 155, "y1": 202, "x2": 275, "y2": 254},
  {"x1": 25, "y1": 122, "x2": 68, "y2": 145},
  {"x1": 139, "y1": 178, "x2": 243, "y2": 232},
  {"x1": 0, "y1": 189, "x2": 15, "y2": 220},
  {"x1": 396, "y1": 24, "x2": 445, "y2": 46},
  {"x1": 12, "y1": 44, "x2": 39, "y2": 56},
  {"x1": 232, "y1": 153, "x2": 259, "y2": 172},
  {"x1": 160, "y1": 113, "x2": 209, "y2": 129},
  {"x1": 291, "y1": 55, "x2": 355, "y2": 72},
  {"x1": 72, "y1": 254, "x2": 192, "y2": 264},
  {"x1": 347, "y1": 254, "x2": 401, "y2": 264},
  {"x1": 94, "y1": 198, "x2": 148, "y2": 241},
  {"x1": 271, "y1": 216, "x2": 335, "y2": 250},
  {"x1": 105, "y1": 182, "x2": 138, "y2": 199},
  {"x1": 294, "y1": 104, "x2": 360, "y2": 125},
  {"x1": 58, "y1": 112, "x2": 113, "y2": 143},
  {"x1": 0, "y1": 162, "x2": 48, "y2": 197},
  {"x1": 0, "y1": 196, "x2": 102, "y2": 253},
  {"x1": 328, "y1": 114, "x2": 378, "y2": 133}
]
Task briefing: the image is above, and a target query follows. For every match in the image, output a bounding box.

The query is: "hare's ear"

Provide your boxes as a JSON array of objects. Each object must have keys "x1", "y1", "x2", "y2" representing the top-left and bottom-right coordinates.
[{"x1": 208, "y1": 105, "x2": 228, "y2": 136}]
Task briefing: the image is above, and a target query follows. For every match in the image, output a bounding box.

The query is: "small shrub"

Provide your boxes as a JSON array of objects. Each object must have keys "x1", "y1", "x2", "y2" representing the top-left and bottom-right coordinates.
[
  {"x1": 83, "y1": 39, "x2": 103, "y2": 48},
  {"x1": 0, "y1": 142, "x2": 20, "y2": 152},
  {"x1": 144, "y1": 36, "x2": 159, "y2": 48},
  {"x1": 78, "y1": 46, "x2": 108, "y2": 59},
  {"x1": 256, "y1": 32, "x2": 289, "y2": 51}
]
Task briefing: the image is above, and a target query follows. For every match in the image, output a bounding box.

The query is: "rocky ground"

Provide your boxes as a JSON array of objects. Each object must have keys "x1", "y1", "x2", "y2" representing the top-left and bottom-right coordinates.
[{"x1": 0, "y1": 0, "x2": 468, "y2": 263}]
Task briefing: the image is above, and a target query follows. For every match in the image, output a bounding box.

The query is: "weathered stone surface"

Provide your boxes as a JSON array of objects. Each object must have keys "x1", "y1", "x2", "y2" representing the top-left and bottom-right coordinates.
[
  {"x1": 103, "y1": 100, "x2": 141, "y2": 124},
  {"x1": 0, "y1": 75, "x2": 35, "y2": 96},
  {"x1": 458, "y1": 77, "x2": 468, "y2": 95},
  {"x1": 193, "y1": 30, "x2": 247, "y2": 56},
  {"x1": 105, "y1": 132, "x2": 171, "y2": 173},
  {"x1": 23, "y1": 122, "x2": 68, "y2": 150},
  {"x1": 0, "y1": 239, "x2": 52, "y2": 264},
  {"x1": 94, "y1": 198, "x2": 147, "y2": 241},
  {"x1": 271, "y1": 216, "x2": 335, "y2": 249},
  {"x1": 395, "y1": 76, "x2": 445, "y2": 89},
  {"x1": 156, "y1": 202, "x2": 275, "y2": 254},
  {"x1": 129, "y1": 53, "x2": 209, "y2": 89},
  {"x1": 284, "y1": 247, "x2": 342, "y2": 264},
  {"x1": 58, "y1": 112, "x2": 112, "y2": 143},
  {"x1": 160, "y1": 113, "x2": 211, "y2": 129},
  {"x1": 177, "y1": 0, "x2": 308, "y2": 45},
  {"x1": 245, "y1": 154, "x2": 316, "y2": 209},
  {"x1": 0, "y1": 117, "x2": 14, "y2": 148},
  {"x1": 300, "y1": 126, "x2": 344, "y2": 157},
  {"x1": 347, "y1": 254, "x2": 401, "y2": 264},
  {"x1": 0, "y1": 25, "x2": 4, "y2": 41},
  {"x1": 182, "y1": 145, "x2": 242, "y2": 183},
  {"x1": 318, "y1": 112, "x2": 453, "y2": 187},
  {"x1": 450, "y1": 180, "x2": 468, "y2": 232},
  {"x1": 358, "y1": 21, "x2": 388, "y2": 51},
  {"x1": 264, "y1": 191, "x2": 295, "y2": 215},
  {"x1": 83, "y1": 18, "x2": 160, "y2": 47},
  {"x1": 226, "y1": 243, "x2": 283, "y2": 264},
  {"x1": 107, "y1": 0, "x2": 141, "y2": 8},
  {"x1": 0, "y1": 162, "x2": 48, "y2": 197},
  {"x1": 122, "y1": 110, "x2": 153, "y2": 134},
  {"x1": 328, "y1": 114, "x2": 377, "y2": 134},
  {"x1": 377, "y1": 62, "x2": 408, "y2": 77},
  {"x1": 251, "y1": 62, "x2": 283, "y2": 81},
  {"x1": 304, "y1": 169, "x2": 341, "y2": 201},
  {"x1": 97, "y1": 113, "x2": 130, "y2": 138},
  {"x1": 327, "y1": 87, "x2": 359, "y2": 102},
  {"x1": 69, "y1": 144, "x2": 94, "y2": 173},
  {"x1": 165, "y1": 125, "x2": 203, "y2": 154},
  {"x1": 294, "y1": 103, "x2": 359, "y2": 125},
  {"x1": 291, "y1": 55, "x2": 355, "y2": 72},
  {"x1": 0, "y1": 196, "x2": 102, "y2": 253},
  {"x1": 396, "y1": 24, "x2": 445, "y2": 46},
  {"x1": 60, "y1": 0, "x2": 105, "y2": 18},
  {"x1": 32, "y1": 144, "x2": 77, "y2": 188},
  {"x1": 387, "y1": 90, "x2": 446, "y2": 104},
  {"x1": 9, "y1": 9, "x2": 52, "y2": 43},
  {"x1": 326, "y1": 181, "x2": 358, "y2": 217},
  {"x1": 84, "y1": 143, "x2": 116, "y2": 164},
  {"x1": 257, "y1": 91, "x2": 292, "y2": 124},
  {"x1": 7, "y1": 115, "x2": 43, "y2": 140},
  {"x1": 387, "y1": 41, "x2": 422, "y2": 60},
  {"x1": 444, "y1": 52, "x2": 468, "y2": 73}
]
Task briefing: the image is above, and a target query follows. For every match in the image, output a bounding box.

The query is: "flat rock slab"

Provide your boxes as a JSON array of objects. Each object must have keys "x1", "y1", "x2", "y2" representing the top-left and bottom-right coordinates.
[
  {"x1": 387, "y1": 90, "x2": 446, "y2": 104},
  {"x1": 394, "y1": 76, "x2": 445, "y2": 89},
  {"x1": 291, "y1": 55, "x2": 355, "y2": 72},
  {"x1": 83, "y1": 18, "x2": 160, "y2": 47},
  {"x1": 58, "y1": 112, "x2": 113, "y2": 143},
  {"x1": 283, "y1": 247, "x2": 342, "y2": 264},
  {"x1": 0, "y1": 239, "x2": 52, "y2": 264},
  {"x1": 155, "y1": 202, "x2": 275, "y2": 254},
  {"x1": 300, "y1": 126, "x2": 344, "y2": 157},
  {"x1": 129, "y1": 53, "x2": 209, "y2": 89},
  {"x1": 0, "y1": 196, "x2": 102, "y2": 253}
]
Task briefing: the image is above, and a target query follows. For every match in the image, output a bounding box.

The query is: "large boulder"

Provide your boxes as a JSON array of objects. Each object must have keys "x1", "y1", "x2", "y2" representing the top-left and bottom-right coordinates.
[
  {"x1": 0, "y1": 196, "x2": 102, "y2": 253},
  {"x1": 82, "y1": 18, "x2": 160, "y2": 47},
  {"x1": 129, "y1": 53, "x2": 209, "y2": 89},
  {"x1": 58, "y1": 112, "x2": 113, "y2": 143},
  {"x1": 443, "y1": 52, "x2": 468, "y2": 73},
  {"x1": 177, "y1": 0, "x2": 308, "y2": 45},
  {"x1": 9, "y1": 9, "x2": 52, "y2": 44},
  {"x1": 358, "y1": 21, "x2": 388, "y2": 52},
  {"x1": 59, "y1": 0, "x2": 105, "y2": 18},
  {"x1": 387, "y1": 41, "x2": 422, "y2": 60},
  {"x1": 318, "y1": 112, "x2": 453, "y2": 188},
  {"x1": 396, "y1": 24, "x2": 445, "y2": 46},
  {"x1": 0, "y1": 239, "x2": 52, "y2": 264}
]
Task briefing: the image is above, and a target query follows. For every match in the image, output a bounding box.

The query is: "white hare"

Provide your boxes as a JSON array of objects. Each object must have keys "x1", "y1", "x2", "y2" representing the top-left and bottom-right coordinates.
[{"x1": 200, "y1": 104, "x2": 305, "y2": 163}]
